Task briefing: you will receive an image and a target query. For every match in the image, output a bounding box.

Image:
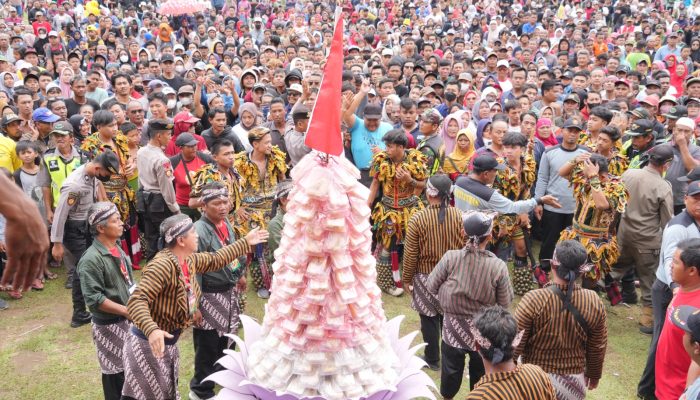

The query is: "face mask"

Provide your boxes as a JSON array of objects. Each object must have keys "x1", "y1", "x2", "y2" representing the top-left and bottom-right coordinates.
[
  {"x1": 175, "y1": 66, "x2": 185, "y2": 73},
  {"x1": 461, "y1": 83, "x2": 470, "y2": 92},
  {"x1": 193, "y1": 57, "x2": 201, "y2": 63},
  {"x1": 96, "y1": 174, "x2": 111, "y2": 182},
  {"x1": 39, "y1": 34, "x2": 47, "y2": 39},
  {"x1": 120, "y1": 55, "x2": 129, "y2": 63},
  {"x1": 483, "y1": 138, "x2": 493, "y2": 147},
  {"x1": 660, "y1": 104, "x2": 672, "y2": 114},
  {"x1": 444, "y1": 92, "x2": 457, "y2": 102},
  {"x1": 179, "y1": 97, "x2": 192, "y2": 106},
  {"x1": 134, "y1": 85, "x2": 144, "y2": 93},
  {"x1": 540, "y1": 47, "x2": 549, "y2": 54},
  {"x1": 167, "y1": 99, "x2": 177, "y2": 109}
]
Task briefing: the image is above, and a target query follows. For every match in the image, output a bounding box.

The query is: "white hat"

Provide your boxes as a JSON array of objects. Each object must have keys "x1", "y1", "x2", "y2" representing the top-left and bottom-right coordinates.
[
  {"x1": 677, "y1": 117, "x2": 696, "y2": 130},
  {"x1": 48, "y1": 31, "x2": 59, "y2": 37},
  {"x1": 381, "y1": 48, "x2": 393, "y2": 56},
  {"x1": 288, "y1": 83, "x2": 303, "y2": 93},
  {"x1": 162, "y1": 87, "x2": 176, "y2": 96},
  {"x1": 496, "y1": 60, "x2": 509, "y2": 68}
]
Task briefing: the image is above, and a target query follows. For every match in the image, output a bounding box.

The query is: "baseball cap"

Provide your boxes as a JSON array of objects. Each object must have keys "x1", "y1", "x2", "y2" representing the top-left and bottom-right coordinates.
[
  {"x1": 563, "y1": 117, "x2": 584, "y2": 131},
  {"x1": 670, "y1": 305, "x2": 700, "y2": 342},
  {"x1": 431, "y1": 80, "x2": 445, "y2": 88},
  {"x1": 51, "y1": 120, "x2": 74, "y2": 135},
  {"x1": 688, "y1": 181, "x2": 700, "y2": 196},
  {"x1": 640, "y1": 95, "x2": 660, "y2": 108},
  {"x1": 288, "y1": 83, "x2": 303, "y2": 93},
  {"x1": 472, "y1": 154, "x2": 506, "y2": 171},
  {"x1": 687, "y1": 98, "x2": 700, "y2": 106},
  {"x1": 160, "y1": 54, "x2": 175, "y2": 63},
  {"x1": 630, "y1": 107, "x2": 651, "y2": 120},
  {"x1": 193, "y1": 61, "x2": 207, "y2": 71},
  {"x1": 564, "y1": 93, "x2": 580, "y2": 104},
  {"x1": 421, "y1": 108, "x2": 443, "y2": 125},
  {"x1": 664, "y1": 105, "x2": 688, "y2": 120},
  {"x1": 496, "y1": 60, "x2": 510, "y2": 68},
  {"x1": 687, "y1": 77, "x2": 700, "y2": 86},
  {"x1": 253, "y1": 82, "x2": 266, "y2": 92},
  {"x1": 1, "y1": 113, "x2": 21, "y2": 126},
  {"x1": 381, "y1": 48, "x2": 394, "y2": 56},
  {"x1": 625, "y1": 119, "x2": 655, "y2": 137},
  {"x1": 48, "y1": 31, "x2": 58, "y2": 38},
  {"x1": 32, "y1": 107, "x2": 60, "y2": 123},
  {"x1": 680, "y1": 166, "x2": 700, "y2": 182},
  {"x1": 648, "y1": 144, "x2": 675, "y2": 164},
  {"x1": 364, "y1": 104, "x2": 382, "y2": 119},
  {"x1": 458, "y1": 72, "x2": 472, "y2": 81},
  {"x1": 162, "y1": 87, "x2": 176, "y2": 96},
  {"x1": 677, "y1": 117, "x2": 696, "y2": 130},
  {"x1": 646, "y1": 79, "x2": 661, "y2": 88},
  {"x1": 175, "y1": 132, "x2": 199, "y2": 147},
  {"x1": 177, "y1": 85, "x2": 194, "y2": 96},
  {"x1": 174, "y1": 111, "x2": 199, "y2": 125},
  {"x1": 148, "y1": 79, "x2": 166, "y2": 89},
  {"x1": 462, "y1": 211, "x2": 495, "y2": 238},
  {"x1": 615, "y1": 78, "x2": 631, "y2": 87},
  {"x1": 473, "y1": 55, "x2": 485, "y2": 63},
  {"x1": 659, "y1": 95, "x2": 679, "y2": 105}
]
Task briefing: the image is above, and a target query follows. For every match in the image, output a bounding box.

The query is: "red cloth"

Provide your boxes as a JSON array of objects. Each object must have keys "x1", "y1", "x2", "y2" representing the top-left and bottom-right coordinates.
[
  {"x1": 32, "y1": 21, "x2": 51, "y2": 36},
  {"x1": 172, "y1": 156, "x2": 208, "y2": 206},
  {"x1": 655, "y1": 289, "x2": 700, "y2": 399}
]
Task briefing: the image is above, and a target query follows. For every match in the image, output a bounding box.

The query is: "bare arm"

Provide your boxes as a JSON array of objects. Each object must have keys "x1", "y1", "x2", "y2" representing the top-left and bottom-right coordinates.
[
  {"x1": 367, "y1": 178, "x2": 379, "y2": 207},
  {"x1": 98, "y1": 298, "x2": 130, "y2": 319}
]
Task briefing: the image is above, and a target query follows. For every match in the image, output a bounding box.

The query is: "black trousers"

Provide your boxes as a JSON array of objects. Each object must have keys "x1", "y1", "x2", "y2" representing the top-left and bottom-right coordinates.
[
  {"x1": 64, "y1": 219, "x2": 90, "y2": 315},
  {"x1": 189, "y1": 328, "x2": 231, "y2": 399},
  {"x1": 637, "y1": 279, "x2": 673, "y2": 400},
  {"x1": 102, "y1": 371, "x2": 124, "y2": 400},
  {"x1": 141, "y1": 194, "x2": 173, "y2": 261},
  {"x1": 440, "y1": 341, "x2": 485, "y2": 398},
  {"x1": 538, "y1": 210, "x2": 573, "y2": 271},
  {"x1": 419, "y1": 314, "x2": 442, "y2": 365}
]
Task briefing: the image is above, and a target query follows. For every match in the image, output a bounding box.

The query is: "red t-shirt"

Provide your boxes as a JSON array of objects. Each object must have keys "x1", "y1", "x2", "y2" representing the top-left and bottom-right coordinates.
[
  {"x1": 172, "y1": 156, "x2": 209, "y2": 206},
  {"x1": 655, "y1": 289, "x2": 700, "y2": 399}
]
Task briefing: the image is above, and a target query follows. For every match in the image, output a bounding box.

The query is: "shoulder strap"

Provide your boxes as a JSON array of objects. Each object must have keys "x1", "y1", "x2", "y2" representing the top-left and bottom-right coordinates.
[{"x1": 548, "y1": 285, "x2": 590, "y2": 335}]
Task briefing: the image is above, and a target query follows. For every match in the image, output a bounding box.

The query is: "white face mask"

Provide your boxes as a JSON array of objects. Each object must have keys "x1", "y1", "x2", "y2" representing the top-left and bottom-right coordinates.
[
  {"x1": 175, "y1": 66, "x2": 185, "y2": 73},
  {"x1": 39, "y1": 34, "x2": 47, "y2": 39},
  {"x1": 540, "y1": 47, "x2": 549, "y2": 54},
  {"x1": 119, "y1": 55, "x2": 129, "y2": 63},
  {"x1": 167, "y1": 99, "x2": 176, "y2": 109},
  {"x1": 179, "y1": 97, "x2": 192, "y2": 106},
  {"x1": 461, "y1": 83, "x2": 469, "y2": 92}
]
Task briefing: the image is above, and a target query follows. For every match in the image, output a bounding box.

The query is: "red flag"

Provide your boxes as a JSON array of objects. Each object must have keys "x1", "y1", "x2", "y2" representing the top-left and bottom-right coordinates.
[{"x1": 304, "y1": 12, "x2": 344, "y2": 156}]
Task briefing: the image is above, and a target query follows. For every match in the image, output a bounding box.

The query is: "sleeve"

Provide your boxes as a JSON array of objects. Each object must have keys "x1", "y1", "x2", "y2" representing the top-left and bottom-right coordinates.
[
  {"x1": 660, "y1": 225, "x2": 687, "y2": 286},
  {"x1": 495, "y1": 263, "x2": 514, "y2": 307},
  {"x1": 155, "y1": 158, "x2": 180, "y2": 213},
  {"x1": 266, "y1": 217, "x2": 282, "y2": 267},
  {"x1": 50, "y1": 186, "x2": 79, "y2": 243},
  {"x1": 127, "y1": 262, "x2": 170, "y2": 338},
  {"x1": 584, "y1": 299, "x2": 608, "y2": 381},
  {"x1": 78, "y1": 252, "x2": 108, "y2": 311},
  {"x1": 659, "y1": 187, "x2": 674, "y2": 231},
  {"x1": 401, "y1": 213, "x2": 421, "y2": 286},
  {"x1": 191, "y1": 237, "x2": 250, "y2": 274},
  {"x1": 426, "y1": 253, "x2": 450, "y2": 295},
  {"x1": 35, "y1": 161, "x2": 51, "y2": 188},
  {"x1": 488, "y1": 190, "x2": 538, "y2": 214},
  {"x1": 534, "y1": 151, "x2": 550, "y2": 199}
]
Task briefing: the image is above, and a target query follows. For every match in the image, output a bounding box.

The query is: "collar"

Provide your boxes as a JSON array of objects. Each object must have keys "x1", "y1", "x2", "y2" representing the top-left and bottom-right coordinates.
[
  {"x1": 478, "y1": 365, "x2": 522, "y2": 384},
  {"x1": 643, "y1": 165, "x2": 663, "y2": 176},
  {"x1": 92, "y1": 238, "x2": 121, "y2": 257}
]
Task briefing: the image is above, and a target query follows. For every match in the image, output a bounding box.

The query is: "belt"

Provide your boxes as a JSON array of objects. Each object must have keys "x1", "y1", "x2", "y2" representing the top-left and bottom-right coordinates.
[{"x1": 92, "y1": 315, "x2": 127, "y2": 326}]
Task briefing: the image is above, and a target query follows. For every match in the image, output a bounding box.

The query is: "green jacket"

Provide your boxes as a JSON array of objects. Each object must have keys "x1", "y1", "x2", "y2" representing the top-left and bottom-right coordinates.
[
  {"x1": 194, "y1": 216, "x2": 245, "y2": 292},
  {"x1": 266, "y1": 209, "x2": 285, "y2": 267},
  {"x1": 78, "y1": 239, "x2": 134, "y2": 321}
]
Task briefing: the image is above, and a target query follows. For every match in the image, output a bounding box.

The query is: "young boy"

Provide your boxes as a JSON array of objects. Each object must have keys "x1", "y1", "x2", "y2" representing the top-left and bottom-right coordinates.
[{"x1": 13, "y1": 141, "x2": 47, "y2": 292}]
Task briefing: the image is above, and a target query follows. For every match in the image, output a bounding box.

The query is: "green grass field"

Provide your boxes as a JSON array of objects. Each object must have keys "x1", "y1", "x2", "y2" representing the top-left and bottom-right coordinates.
[{"x1": 0, "y1": 265, "x2": 648, "y2": 400}]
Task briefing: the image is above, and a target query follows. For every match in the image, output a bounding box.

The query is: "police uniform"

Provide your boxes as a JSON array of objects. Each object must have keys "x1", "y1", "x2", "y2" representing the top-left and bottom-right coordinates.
[
  {"x1": 51, "y1": 155, "x2": 120, "y2": 325},
  {"x1": 136, "y1": 119, "x2": 179, "y2": 260},
  {"x1": 284, "y1": 106, "x2": 312, "y2": 166}
]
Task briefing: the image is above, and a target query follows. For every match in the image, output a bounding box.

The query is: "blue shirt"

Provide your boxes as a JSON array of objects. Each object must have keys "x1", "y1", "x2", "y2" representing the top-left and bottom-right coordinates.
[{"x1": 349, "y1": 115, "x2": 390, "y2": 169}]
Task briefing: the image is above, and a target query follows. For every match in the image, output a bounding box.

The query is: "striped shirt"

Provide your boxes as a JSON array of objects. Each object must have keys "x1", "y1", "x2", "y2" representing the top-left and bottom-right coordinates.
[
  {"x1": 426, "y1": 248, "x2": 513, "y2": 316},
  {"x1": 514, "y1": 283, "x2": 607, "y2": 380},
  {"x1": 467, "y1": 363, "x2": 557, "y2": 399},
  {"x1": 127, "y1": 239, "x2": 249, "y2": 338},
  {"x1": 402, "y1": 205, "x2": 465, "y2": 285}
]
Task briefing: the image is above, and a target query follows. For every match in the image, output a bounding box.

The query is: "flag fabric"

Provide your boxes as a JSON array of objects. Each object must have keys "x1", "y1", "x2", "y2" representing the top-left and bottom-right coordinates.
[{"x1": 304, "y1": 11, "x2": 344, "y2": 156}]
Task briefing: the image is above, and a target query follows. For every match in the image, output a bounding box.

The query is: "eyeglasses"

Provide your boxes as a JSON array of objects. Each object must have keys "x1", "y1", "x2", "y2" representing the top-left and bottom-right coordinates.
[{"x1": 129, "y1": 109, "x2": 144, "y2": 113}]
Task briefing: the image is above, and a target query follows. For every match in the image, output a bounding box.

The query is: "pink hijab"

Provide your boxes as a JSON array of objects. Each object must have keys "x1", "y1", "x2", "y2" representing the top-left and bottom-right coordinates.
[{"x1": 536, "y1": 118, "x2": 558, "y2": 147}]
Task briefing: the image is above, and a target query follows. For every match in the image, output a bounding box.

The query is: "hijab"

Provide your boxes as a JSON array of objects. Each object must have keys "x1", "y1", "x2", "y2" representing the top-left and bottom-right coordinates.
[
  {"x1": 535, "y1": 118, "x2": 558, "y2": 147},
  {"x1": 440, "y1": 112, "x2": 466, "y2": 155},
  {"x1": 445, "y1": 128, "x2": 476, "y2": 174},
  {"x1": 0, "y1": 72, "x2": 16, "y2": 97},
  {"x1": 238, "y1": 102, "x2": 258, "y2": 130},
  {"x1": 475, "y1": 118, "x2": 492, "y2": 149}
]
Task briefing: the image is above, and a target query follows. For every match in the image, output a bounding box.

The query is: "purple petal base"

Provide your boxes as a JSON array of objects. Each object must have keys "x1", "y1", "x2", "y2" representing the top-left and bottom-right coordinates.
[{"x1": 205, "y1": 315, "x2": 437, "y2": 400}]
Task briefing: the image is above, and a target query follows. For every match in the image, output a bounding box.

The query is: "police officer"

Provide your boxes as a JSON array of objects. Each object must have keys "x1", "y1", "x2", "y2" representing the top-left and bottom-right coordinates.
[
  {"x1": 621, "y1": 119, "x2": 660, "y2": 169},
  {"x1": 137, "y1": 118, "x2": 180, "y2": 260},
  {"x1": 284, "y1": 104, "x2": 312, "y2": 166},
  {"x1": 51, "y1": 150, "x2": 119, "y2": 328},
  {"x1": 37, "y1": 120, "x2": 88, "y2": 286}
]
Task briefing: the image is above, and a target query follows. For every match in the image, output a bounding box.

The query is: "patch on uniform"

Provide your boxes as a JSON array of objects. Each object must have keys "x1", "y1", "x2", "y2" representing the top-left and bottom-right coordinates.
[
  {"x1": 163, "y1": 161, "x2": 173, "y2": 177},
  {"x1": 166, "y1": 168, "x2": 172, "y2": 177},
  {"x1": 67, "y1": 192, "x2": 79, "y2": 206},
  {"x1": 48, "y1": 159, "x2": 60, "y2": 171}
]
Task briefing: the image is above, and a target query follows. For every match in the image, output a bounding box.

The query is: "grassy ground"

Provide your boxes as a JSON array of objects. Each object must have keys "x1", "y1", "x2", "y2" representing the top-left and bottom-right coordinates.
[{"x1": 0, "y1": 265, "x2": 648, "y2": 400}]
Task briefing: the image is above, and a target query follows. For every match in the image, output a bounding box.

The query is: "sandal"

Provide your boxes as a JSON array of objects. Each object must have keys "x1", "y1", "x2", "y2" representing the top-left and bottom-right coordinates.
[
  {"x1": 45, "y1": 272, "x2": 58, "y2": 280},
  {"x1": 31, "y1": 279, "x2": 44, "y2": 290},
  {"x1": 8, "y1": 290, "x2": 22, "y2": 299}
]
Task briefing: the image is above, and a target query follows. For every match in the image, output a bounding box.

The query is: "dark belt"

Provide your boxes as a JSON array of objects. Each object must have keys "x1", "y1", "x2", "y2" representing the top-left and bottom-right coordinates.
[
  {"x1": 130, "y1": 326, "x2": 181, "y2": 346},
  {"x1": 201, "y1": 282, "x2": 235, "y2": 293},
  {"x1": 92, "y1": 315, "x2": 127, "y2": 326}
]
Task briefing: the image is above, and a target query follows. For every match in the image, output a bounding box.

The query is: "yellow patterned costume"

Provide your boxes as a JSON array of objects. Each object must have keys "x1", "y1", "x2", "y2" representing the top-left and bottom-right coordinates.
[
  {"x1": 190, "y1": 164, "x2": 242, "y2": 220},
  {"x1": 81, "y1": 132, "x2": 135, "y2": 224},
  {"x1": 370, "y1": 149, "x2": 428, "y2": 291},
  {"x1": 491, "y1": 154, "x2": 537, "y2": 242},
  {"x1": 559, "y1": 163, "x2": 629, "y2": 281},
  {"x1": 578, "y1": 131, "x2": 623, "y2": 152},
  {"x1": 234, "y1": 146, "x2": 288, "y2": 291},
  {"x1": 607, "y1": 152, "x2": 629, "y2": 177}
]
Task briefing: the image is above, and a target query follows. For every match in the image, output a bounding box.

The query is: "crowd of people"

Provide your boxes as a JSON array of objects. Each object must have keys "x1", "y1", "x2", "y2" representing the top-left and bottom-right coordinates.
[{"x1": 3, "y1": 0, "x2": 700, "y2": 399}]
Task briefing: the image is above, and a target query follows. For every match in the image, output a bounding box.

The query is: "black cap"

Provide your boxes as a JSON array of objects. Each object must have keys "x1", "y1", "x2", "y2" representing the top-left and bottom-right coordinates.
[
  {"x1": 1, "y1": 113, "x2": 21, "y2": 126},
  {"x1": 688, "y1": 181, "x2": 700, "y2": 196},
  {"x1": 626, "y1": 119, "x2": 655, "y2": 137},
  {"x1": 175, "y1": 132, "x2": 198, "y2": 147},
  {"x1": 292, "y1": 105, "x2": 311, "y2": 122},
  {"x1": 160, "y1": 54, "x2": 175, "y2": 63},
  {"x1": 462, "y1": 211, "x2": 494, "y2": 237},
  {"x1": 670, "y1": 305, "x2": 700, "y2": 342},
  {"x1": 678, "y1": 166, "x2": 700, "y2": 182},
  {"x1": 148, "y1": 118, "x2": 174, "y2": 133},
  {"x1": 472, "y1": 154, "x2": 506, "y2": 171},
  {"x1": 94, "y1": 150, "x2": 120, "y2": 175},
  {"x1": 431, "y1": 80, "x2": 445, "y2": 88},
  {"x1": 563, "y1": 117, "x2": 584, "y2": 131},
  {"x1": 364, "y1": 104, "x2": 382, "y2": 119},
  {"x1": 664, "y1": 105, "x2": 688, "y2": 119},
  {"x1": 630, "y1": 107, "x2": 652, "y2": 120},
  {"x1": 646, "y1": 79, "x2": 661, "y2": 88},
  {"x1": 648, "y1": 144, "x2": 675, "y2": 163}
]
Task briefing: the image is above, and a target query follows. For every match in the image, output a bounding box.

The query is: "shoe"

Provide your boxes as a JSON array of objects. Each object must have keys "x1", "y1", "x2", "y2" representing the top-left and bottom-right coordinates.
[
  {"x1": 386, "y1": 287, "x2": 404, "y2": 297},
  {"x1": 257, "y1": 288, "x2": 270, "y2": 299},
  {"x1": 639, "y1": 306, "x2": 653, "y2": 333},
  {"x1": 188, "y1": 390, "x2": 211, "y2": 400},
  {"x1": 419, "y1": 355, "x2": 440, "y2": 371},
  {"x1": 0, "y1": 298, "x2": 8, "y2": 310},
  {"x1": 639, "y1": 325, "x2": 653, "y2": 335},
  {"x1": 70, "y1": 310, "x2": 92, "y2": 328},
  {"x1": 8, "y1": 289, "x2": 22, "y2": 299},
  {"x1": 64, "y1": 280, "x2": 73, "y2": 289},
  {"x1": 31, "y1": 279, "x2": 44, "y2": 290}
]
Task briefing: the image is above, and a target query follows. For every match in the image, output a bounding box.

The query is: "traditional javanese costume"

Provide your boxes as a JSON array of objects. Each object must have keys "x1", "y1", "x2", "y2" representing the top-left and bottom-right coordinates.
[
  {"x1": 234, "y1": 146, "x2": 288, "y2": 291},
  {"x1": 559, "y1": 164, "x2": 628, "y2": 289},
  {"x1": 491, "y1": 153, "x2": 537, "y2": 295},
  {"x1": 370, "y1": 149, "x2": 428, "y2": 292},
  {"x1": 81, "y1": 132, "x2": 141, "y2": 264},
  {"x1": 606, "y1": 152, "x2": 629, "y2": 177}
]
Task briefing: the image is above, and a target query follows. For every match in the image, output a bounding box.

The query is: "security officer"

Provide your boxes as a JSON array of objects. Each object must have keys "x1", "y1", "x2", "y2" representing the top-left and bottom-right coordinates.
[
  {"x1": 37, "y1": 120, "x2": 88, "y2": 287},
  {"x1": 51, "y1": 150, "x2": 119, "y2": 328},
  {"x1": 284, "y1": 104, "x2": 312, "y2": 166},
  {"x1": 137, "y1": 118, "x2": 180, "y2": 260},
  {"x1": 621, "y1": 119, "x2": 660, "y2": 169}
]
